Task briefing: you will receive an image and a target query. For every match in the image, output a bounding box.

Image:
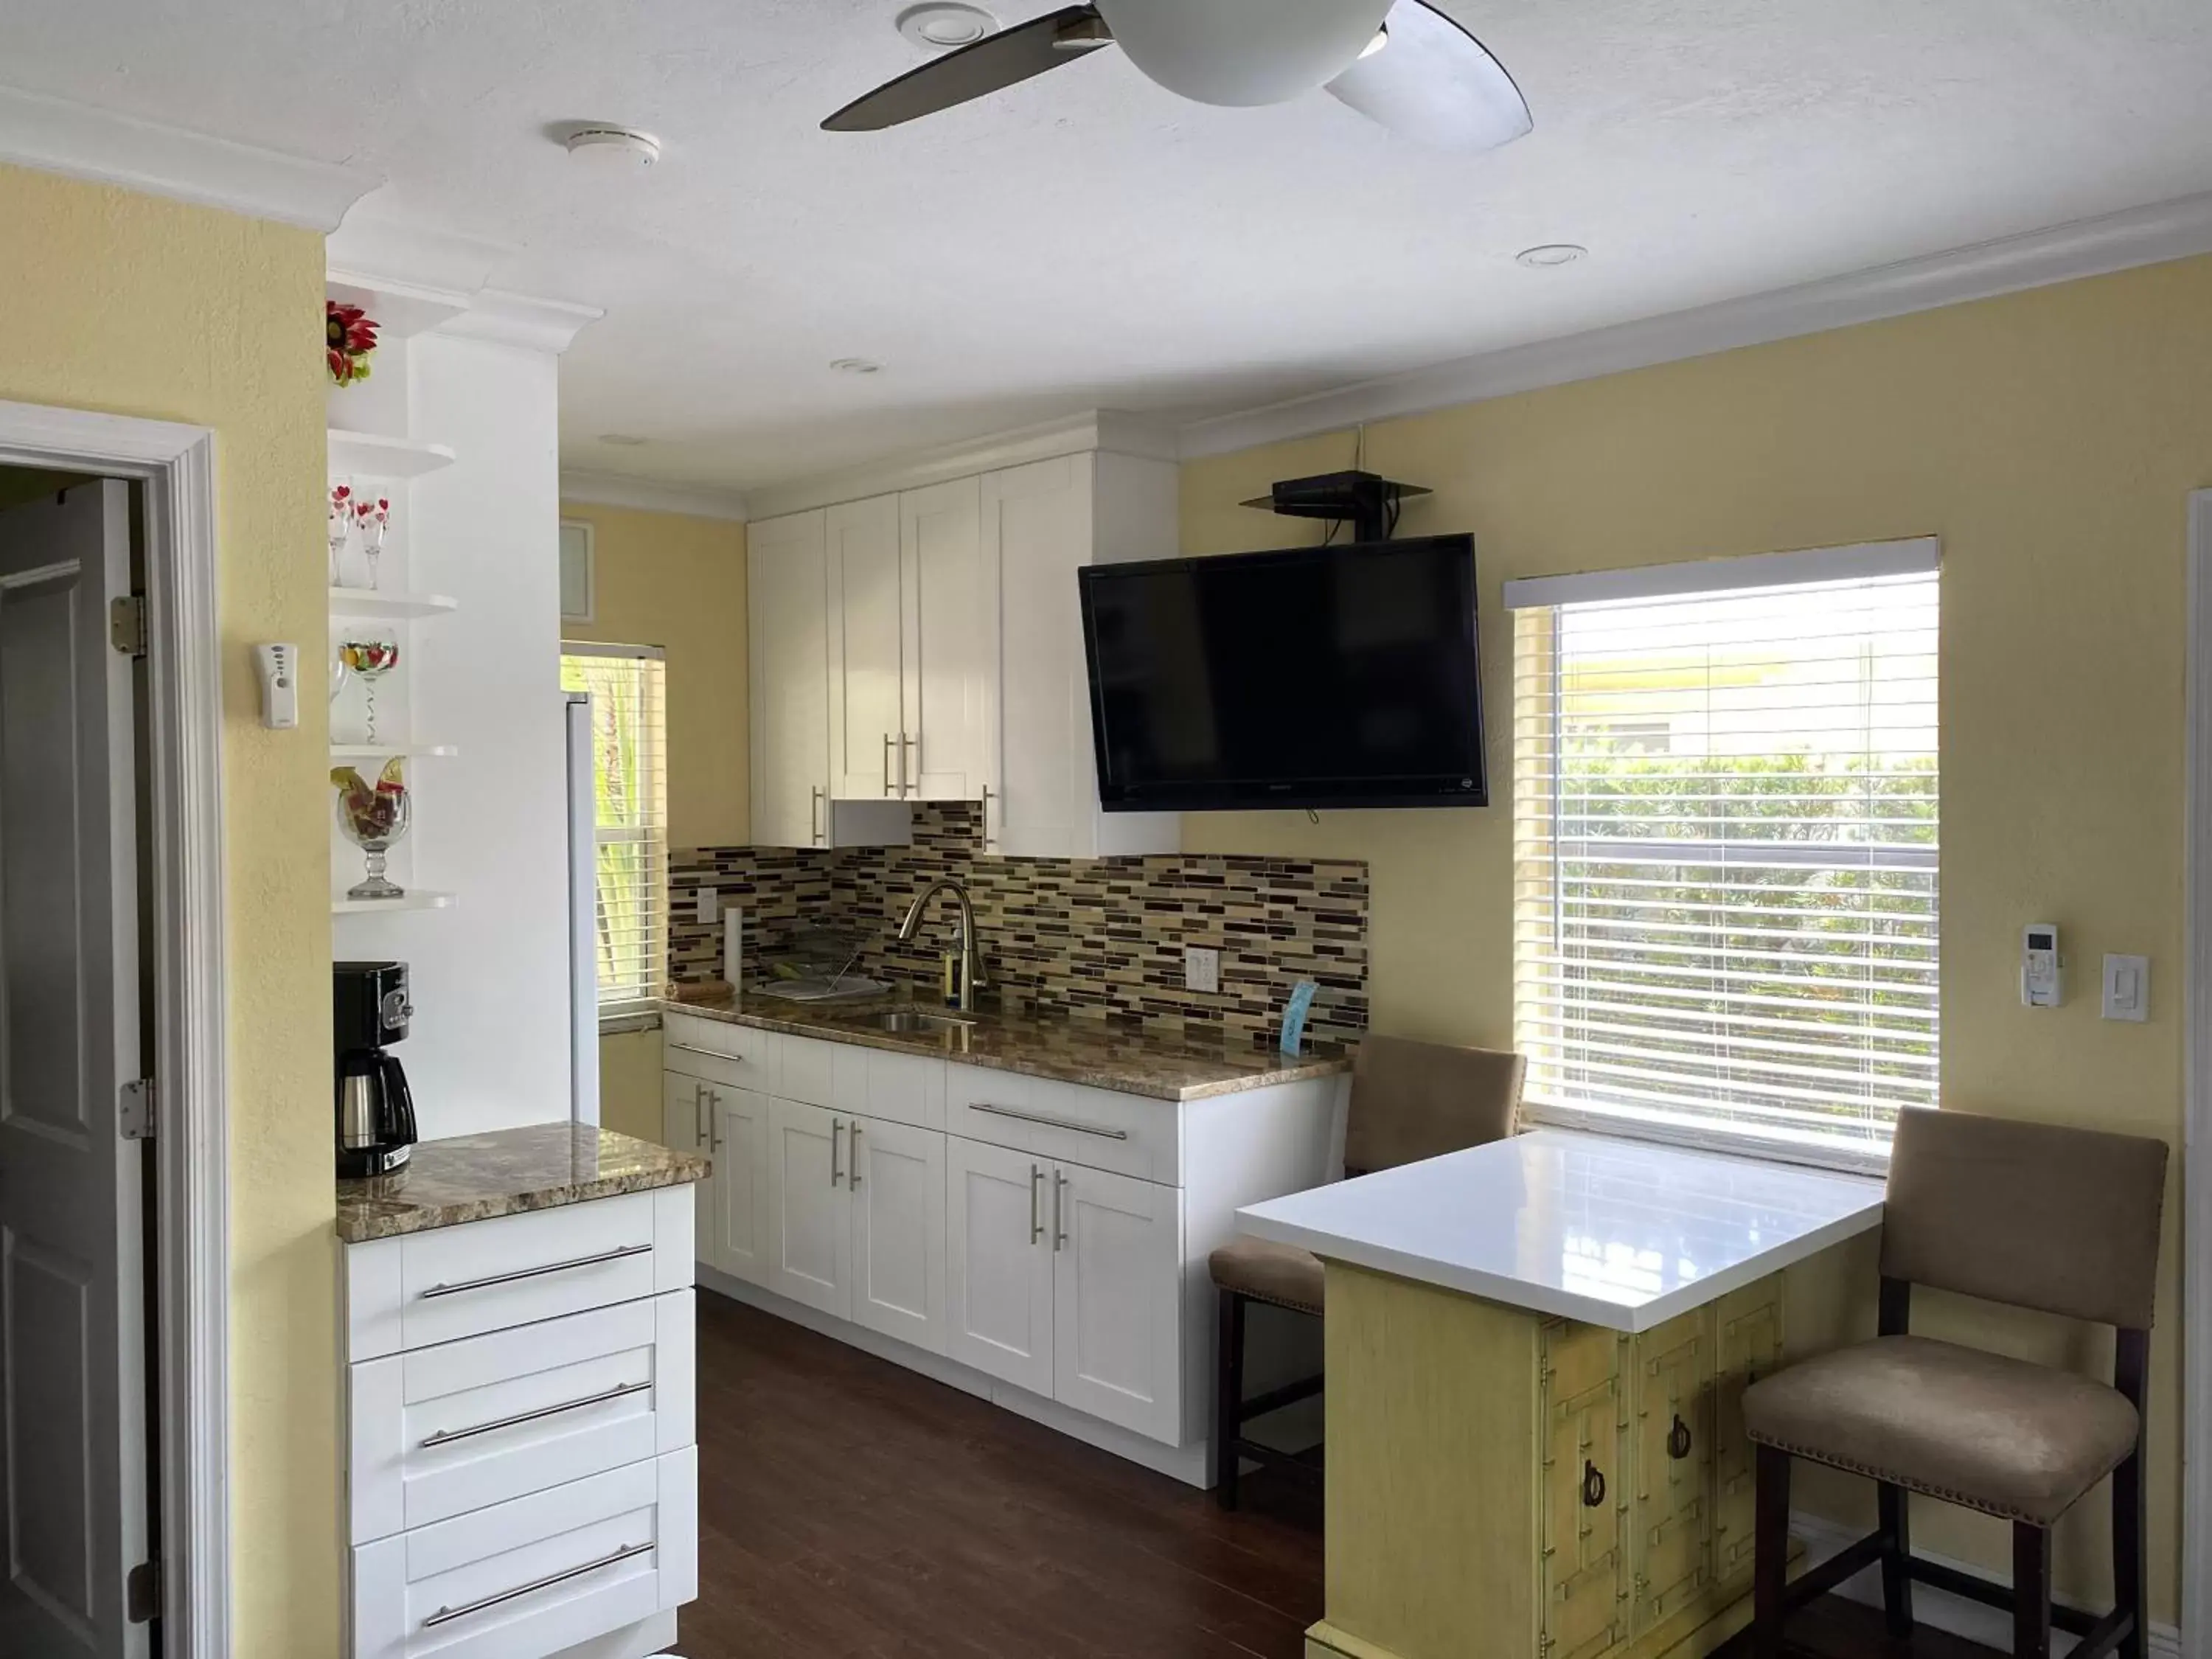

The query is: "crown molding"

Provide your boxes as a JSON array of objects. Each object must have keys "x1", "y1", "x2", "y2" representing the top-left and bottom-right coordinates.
[
  {"x1": 439, "y1": 288, "x2": 604, "y2": 355},
  {"x1": 326, "y1": 215, "x2": 511, "y2": 300},
  {"x1": 560, "y1": 470, "x2": 750, "y2": 524},
  {"x1": 1178, "y1": 187, "x2": 2212, "y2": 461},
  {"x1": 0, "y1": 84, "x2": 379, "y2": 231},
  {"x1": 745, "y1": 408, "x2": 1179, "y2": 521}
]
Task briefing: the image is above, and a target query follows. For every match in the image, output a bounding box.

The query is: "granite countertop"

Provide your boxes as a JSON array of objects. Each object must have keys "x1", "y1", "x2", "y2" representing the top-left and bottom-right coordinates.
[
  {"x1": 336, "y1": 1122, "x2": 711, "y2": 1244},
  {"x1": 663, "y1": 989, "x2": 1353, "y2": 1102}
]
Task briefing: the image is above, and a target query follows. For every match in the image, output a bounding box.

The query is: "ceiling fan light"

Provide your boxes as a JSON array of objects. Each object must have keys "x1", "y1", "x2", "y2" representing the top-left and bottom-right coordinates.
[{"x1": 1094, "y1": 0, "x2": 1395, "y2": 106}]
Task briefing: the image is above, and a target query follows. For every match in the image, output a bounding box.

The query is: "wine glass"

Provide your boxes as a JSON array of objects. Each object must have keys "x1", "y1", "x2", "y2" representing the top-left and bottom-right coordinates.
[
  {"x1": 354, "y1": 495, "x2": 391, "y2": 591},
  {"x1": 338, "y1": 639, "x2": 400, "y2": 742},
  {"x1": 328, "y1": 482, "x2": 354, "y2": 587}
]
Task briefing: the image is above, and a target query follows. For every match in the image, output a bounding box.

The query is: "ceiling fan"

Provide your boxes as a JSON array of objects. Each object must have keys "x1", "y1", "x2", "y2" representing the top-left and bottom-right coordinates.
[{"x1": 824, "y1": 0, "x2": 1532, "y2": 154}]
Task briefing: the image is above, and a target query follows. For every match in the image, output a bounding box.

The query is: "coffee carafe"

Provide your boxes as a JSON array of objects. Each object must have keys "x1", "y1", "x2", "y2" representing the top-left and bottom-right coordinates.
[{"x1": 334, "y1": 960, "x2": 417, "y2": 1178}]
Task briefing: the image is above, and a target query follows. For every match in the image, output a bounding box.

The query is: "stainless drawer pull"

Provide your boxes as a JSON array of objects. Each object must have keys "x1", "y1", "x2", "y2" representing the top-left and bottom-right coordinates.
[
  {"x1": 420, "y1": 1242, "x2": 654, "y2": 1300},
  {"x1": 966, "y1": 1101, "x2": 1130, "y2": 1141},
  {"x1": 422, "y1": 1540, "x2": 654, "y2": 1629},
  {"x1": 420, "y1": 1380, "x2": 653, "y2": 1448},
  {"x1": 668, "y1": 1042, "x2": 743, "y2": 1062}
]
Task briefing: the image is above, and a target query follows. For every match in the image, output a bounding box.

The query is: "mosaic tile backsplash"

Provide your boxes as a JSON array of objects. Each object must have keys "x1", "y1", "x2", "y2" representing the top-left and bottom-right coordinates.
[{"x1": 667, "y1": 804, "x2": 1369, "y2": 1048}]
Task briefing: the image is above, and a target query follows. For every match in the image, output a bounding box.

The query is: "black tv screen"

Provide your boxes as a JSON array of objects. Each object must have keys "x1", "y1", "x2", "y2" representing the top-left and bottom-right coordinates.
[{"x1": 1078, "y1": 534, "x2": 1487, "y2": 812}]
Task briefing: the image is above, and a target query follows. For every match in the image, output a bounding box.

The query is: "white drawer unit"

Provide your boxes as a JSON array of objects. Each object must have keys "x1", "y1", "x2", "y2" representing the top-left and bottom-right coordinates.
[
  {"x1": 349, "y1": 1449, "x2": 698, "y2": 1659},
  {"x1": 947, "y1": 1064, "x2": 1178, "y2": 1185},
  {"x1": 345, "y1": 1187, "x2": 694, "y2": 1360},
  {"x1": 349, "y1": 1292, "x2": 696, "y2": 1543},
  {"x1": 664, "y1": 1011, "x2": 776, "y2": 1093}
]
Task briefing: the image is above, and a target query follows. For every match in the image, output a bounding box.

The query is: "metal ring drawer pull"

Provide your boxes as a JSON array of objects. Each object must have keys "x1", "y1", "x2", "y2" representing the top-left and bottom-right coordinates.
[
  {"x1": 965, "y1": 1102, "x2": 1130, "y2": 1141},
  {"x1": 667, "y1": 1042, "x2": 743, "y2": 1062},
  {"x1": 422, "y1": 1540, "x2": 654, "y2": 1629},
  {"x1": 420, "y1": 1242, "x2": 654, "y2": 1300},
  {"x1": 420, "y1": 1379, "x2": 653, "y2": 1449}
]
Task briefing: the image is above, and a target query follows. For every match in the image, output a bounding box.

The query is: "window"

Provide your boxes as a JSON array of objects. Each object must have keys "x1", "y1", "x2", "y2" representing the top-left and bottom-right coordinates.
[
  {"x1": 561, "y1": 644, "x2": 667, "y2": 1020},
  {"x1": 1507, "y1": 541, "x2": 1938, "y2": 1171},
  {"x1": 560, "y1": 520, "x2": 596, "y2": 622}
]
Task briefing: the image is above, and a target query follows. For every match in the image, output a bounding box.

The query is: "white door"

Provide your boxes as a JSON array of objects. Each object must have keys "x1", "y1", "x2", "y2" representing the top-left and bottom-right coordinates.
[
  {"x1": 943, "y1": 1135, "x2": 1054, "y2": 1397},
  {"x1": 707, "y1": 1086, "x2": 773, "y2": 1287},
  {"x1": 660, "y1": 1071, "x2": 714, "y2": 1265},
  {"x1": 0, "y1": 480, "x2": 150, "y2": 1658},
  {"x1": 981, "y1": 456, "x2": 1089, "y2": 857},
  {"x1": 846, "y1": 1116, "x2": 946, "y2": 1354},
  {"x1": 900, "y1": 477, "x2": 989, "y2": 801},
  {"x1": 746, "y1": 511, "x2": 830, "y2": 848},
  {"x1": 1051, "y1": 1163, "x2": 1183, "y2": 1444},
  {"x1": 764, "y1": 1097, "x2": 848, "y2": 1318},
  {"x1": 825, "y1": 495, "x2": 905, "y2": 801}
]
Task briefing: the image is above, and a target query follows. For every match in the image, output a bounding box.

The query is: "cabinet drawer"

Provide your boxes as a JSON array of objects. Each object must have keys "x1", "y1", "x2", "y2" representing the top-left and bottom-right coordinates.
[
  {"x1": 831, "y1": 1041, "x2": 946, "y2": 1130},
  {"x1": 349, "y1": 1449, "x2": 697, "y2": 1659},
  {"x1": 948, "y1": 1066, "x2": 1178, "y2": 1183},
  {"x1": 778, "y1": 1033, "x2": 837, "y2": 1107},
  {"x1": 349, "y1": 1291, "x2": 695, "y2": 1544},
  {"x1": 345, "y1": 1187, "x2": 695, "y2": 1361},
  {"x1": 664, "y1": 1013, "x2": 775, "y2": 1091}
]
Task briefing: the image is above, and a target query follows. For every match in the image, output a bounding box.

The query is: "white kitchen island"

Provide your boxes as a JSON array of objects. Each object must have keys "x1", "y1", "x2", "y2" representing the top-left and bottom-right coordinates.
[{"x1": 1234, "y1": 1129, "x2": 1885, "y2": 1659}]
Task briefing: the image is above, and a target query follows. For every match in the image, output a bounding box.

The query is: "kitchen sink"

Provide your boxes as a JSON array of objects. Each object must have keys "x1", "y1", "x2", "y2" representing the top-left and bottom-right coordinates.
[{"x1": 869, "y1": 1009, "x2": 976, "y2": 1035}]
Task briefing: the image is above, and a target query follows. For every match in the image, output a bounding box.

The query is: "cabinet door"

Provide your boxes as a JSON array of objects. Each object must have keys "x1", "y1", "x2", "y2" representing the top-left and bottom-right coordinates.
[
  {"x1": 748, "y1": 510, "x2": 830, "y2": 847},
  {"x1": 662, "y1": 1071, "x2": 714, "y2": 1265},
  {"x1": 900, "y1": 476, "x2": 989, "y2": 801},
  {"x1": 1540, "y1": 1324, "x2": 1628, "y2": 1659},
  {"x1": 1050, "y1": 1163, "x2": 1182, "y2": 1444},
  {"x1": 765, "y1": 1097, "x2": 849, "y2": 1318},
  {"x1": 846, "y1": 1116, "x2": 947, "y2": 1354},
  {"x1": 1711, "y1": 1279, "x2": 1784, "y2": 1587},
  {"x1": 1630, "y1": 1312, "x2": 1713, "y2": 1636},
  {"x1": 980, "y1": 456, "x2": 1088, "y2": 858},
  {"x1": 825, "y1": 493, "x2": 905, "y2": 801},
  {"x1": 707, "y1": 1085, "x2": 773, "y2": 1287},
  {"x1": 944, "y1": 1135, "x2": 1054, "y2": 1397}
]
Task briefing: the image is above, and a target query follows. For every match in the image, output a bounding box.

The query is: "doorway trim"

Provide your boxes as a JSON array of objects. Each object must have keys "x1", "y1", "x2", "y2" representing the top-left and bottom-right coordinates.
[
  {"x1": 0, "y1": 398, "x2": 228, "y2": 1658},
  {"x1": 2184, "y1": 487, "x2": 2212, "y2": 1659}
]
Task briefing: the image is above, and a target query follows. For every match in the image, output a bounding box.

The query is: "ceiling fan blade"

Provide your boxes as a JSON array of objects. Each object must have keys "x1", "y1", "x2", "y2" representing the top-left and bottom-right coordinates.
[
  {"x1": 823, "y1": 5, "x2": 1113, "y2": 132},
  {"x1": 1323, "y1": 0, "x2": 1531, "y2": 153}
]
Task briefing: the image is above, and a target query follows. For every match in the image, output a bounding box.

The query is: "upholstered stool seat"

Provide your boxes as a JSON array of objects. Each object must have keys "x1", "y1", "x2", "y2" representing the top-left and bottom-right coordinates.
[
  {"x1": 1744, "y1": 1335, "x2": 2140, "y2": 1526},
  {"x1": 1208, "y1": 1237, "x2": 1324, "y2": 1316}
]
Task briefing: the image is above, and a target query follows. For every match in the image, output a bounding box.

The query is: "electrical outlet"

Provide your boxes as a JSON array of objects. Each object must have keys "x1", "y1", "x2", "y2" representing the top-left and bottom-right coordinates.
[
  {"x1": 1183, "y1": 946, "x2": 1220, "y2": 995},
  {"x1": 695, "y1": 886, "x2": 719, "y2": 925}
]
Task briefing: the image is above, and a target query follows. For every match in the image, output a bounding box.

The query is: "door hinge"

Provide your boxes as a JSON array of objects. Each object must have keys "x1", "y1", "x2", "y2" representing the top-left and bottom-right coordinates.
[
  {"x1": 127, "y1": 1557, "x2": 160, "y2": 1623},
  {"x1": 109, "y1": 594, "x2": 147, "y2": 658},
  {"x1": 120, "y1": 1078, "x2": 156, "y2": 1141}
]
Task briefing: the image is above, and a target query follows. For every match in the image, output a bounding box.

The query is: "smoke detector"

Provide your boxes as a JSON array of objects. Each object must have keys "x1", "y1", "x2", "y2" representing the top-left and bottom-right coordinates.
[
  {"x1": 1516, "y1": 243, "x2": 1587, "y2": 268},
  {"x1": 564, "y1": 127, "x2": 662, "y2": 171},
  {"x1": 897, "y1": 4, "x2": 998, "y2": 49}
]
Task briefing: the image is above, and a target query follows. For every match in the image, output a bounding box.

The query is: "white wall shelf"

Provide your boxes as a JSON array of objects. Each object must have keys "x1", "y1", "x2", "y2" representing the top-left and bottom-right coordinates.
[
  {"x1": 327, "y1": 275, "x2": 471, "y2": 341},
  {"x1": 330, "y1": 743, "x2": 459, "y2": 761},
  {"x1": 333, "y1": 891, "x2": 456, "y2": 917},
  {"x1": 329, "y1": 588, "x2": 459, "y2": 622},
  {"x1": 327, "y1": 429, "x2": 456, "y2": 479}
]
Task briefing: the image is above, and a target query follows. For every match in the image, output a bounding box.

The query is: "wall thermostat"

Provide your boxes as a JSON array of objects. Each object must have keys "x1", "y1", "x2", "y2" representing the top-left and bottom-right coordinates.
[
  {"x1": 2021, "y1": 923, "x2": 2062, "y2": 1008},
  {"x1": 255, "y1": 643, "x2": 299, "y2": 731}
]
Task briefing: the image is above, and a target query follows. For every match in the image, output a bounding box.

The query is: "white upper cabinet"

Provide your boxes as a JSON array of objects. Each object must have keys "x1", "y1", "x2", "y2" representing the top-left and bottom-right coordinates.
[
  {"x1": 827, "y1": 494, "x2": 905, "y2": 801},
  {"x1": 981, "y1": 453, "x2": 1179, "y2": 860},
  {"x1": 901, "y1": 477, "x2": 991, "y2": 801}
]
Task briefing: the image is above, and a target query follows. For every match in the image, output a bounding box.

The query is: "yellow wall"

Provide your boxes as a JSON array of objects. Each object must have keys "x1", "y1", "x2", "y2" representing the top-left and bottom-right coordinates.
[
  {"x1": 1181, "y1": 254, "x2": 2212, "y2": 1621},
  {"x1": 0, "y1": 165, "x2": 336, "y2": 1653},
  {"x1": 559, "y1": 500, "x2": 749, "y2": 1144}
]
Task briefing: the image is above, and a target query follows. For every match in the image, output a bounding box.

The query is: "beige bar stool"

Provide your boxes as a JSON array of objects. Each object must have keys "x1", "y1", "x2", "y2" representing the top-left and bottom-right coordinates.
[
  {"x1": 1206, "y1": 1034, "x2": 1524, "y2": 1508},
  {"x1": 1742, "y1": 1107, "x2": 2166, "y2": 1659}
]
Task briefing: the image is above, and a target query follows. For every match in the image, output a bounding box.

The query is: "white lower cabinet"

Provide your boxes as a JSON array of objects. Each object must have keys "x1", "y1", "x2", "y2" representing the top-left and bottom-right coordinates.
[
  {"x1": 766, "y1": 1096, "x2": 849, "y2": 1316},
  {"x1": 709, "y1": 1086, "x2": 773, "y2": 1287},
  {"x1": 848, "y1": 1114, "x2": 947, "y2": 1352},
  {"x1": 945, "y1": 1135, "x2": 1055, "y2": 1395},
  {"x1": 1051, "y1": 1162, "x2": 1183, "y2": 1443}
]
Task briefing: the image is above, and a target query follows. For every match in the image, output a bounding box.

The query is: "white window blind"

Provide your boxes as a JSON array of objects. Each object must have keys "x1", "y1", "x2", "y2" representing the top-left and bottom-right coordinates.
[
  {"x1": 561, "y1": 644, "x2": 668, "y2": 1020},
  {"x1": 1508, "y1": 543, "x2": 1938, "y2": 1171}
]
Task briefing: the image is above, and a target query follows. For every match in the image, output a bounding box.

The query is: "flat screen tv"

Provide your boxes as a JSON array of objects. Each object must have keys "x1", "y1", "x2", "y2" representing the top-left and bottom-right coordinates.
[{"x1": 1078, "y1": 533, "x2": 1487, "y2": 812}]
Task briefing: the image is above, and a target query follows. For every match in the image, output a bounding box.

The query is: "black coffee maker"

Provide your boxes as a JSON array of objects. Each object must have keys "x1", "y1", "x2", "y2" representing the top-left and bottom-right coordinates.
[{"x1": 335, "y1": 961, "x2": 417, "y2": 1178}]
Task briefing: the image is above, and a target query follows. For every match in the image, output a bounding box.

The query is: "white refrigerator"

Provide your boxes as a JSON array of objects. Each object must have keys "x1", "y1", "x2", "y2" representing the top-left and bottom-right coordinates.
[{"x1": 566, "y1": 691, "x2": 601, "y2": 1125}]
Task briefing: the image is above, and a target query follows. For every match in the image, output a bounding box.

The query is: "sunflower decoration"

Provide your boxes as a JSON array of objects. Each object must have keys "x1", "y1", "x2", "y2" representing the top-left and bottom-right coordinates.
[{"x1": 327, "y1": 299, "x2": 380, "y2": 386}]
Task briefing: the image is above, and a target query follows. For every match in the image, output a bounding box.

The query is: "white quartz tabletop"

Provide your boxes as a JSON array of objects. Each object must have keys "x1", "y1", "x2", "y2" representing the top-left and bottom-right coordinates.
[{"x1": 1235, "y1": 1128, "x2": 1885, "y2": 1332}]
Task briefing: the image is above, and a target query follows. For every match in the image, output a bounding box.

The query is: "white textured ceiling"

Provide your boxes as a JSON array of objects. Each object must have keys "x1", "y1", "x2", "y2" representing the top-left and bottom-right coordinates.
[{"x1": 8, "y1": 1, "x2": 2212, "y2": 493}]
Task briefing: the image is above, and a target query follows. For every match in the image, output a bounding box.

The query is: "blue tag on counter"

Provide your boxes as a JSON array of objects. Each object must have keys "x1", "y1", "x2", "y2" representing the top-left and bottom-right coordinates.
[{"x1": 1280, "y1": 980, "x2": 1318, "y2": 1056}]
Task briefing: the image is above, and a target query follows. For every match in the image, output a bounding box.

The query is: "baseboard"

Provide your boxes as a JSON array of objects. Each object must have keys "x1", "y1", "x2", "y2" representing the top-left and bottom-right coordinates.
[
  {"x1": 1791, "y1": 1512, "x2": 2182, "y2": 1658},
  {"x1": 696, "y1": 1266, "x2": 1211, "y2": 1486}
]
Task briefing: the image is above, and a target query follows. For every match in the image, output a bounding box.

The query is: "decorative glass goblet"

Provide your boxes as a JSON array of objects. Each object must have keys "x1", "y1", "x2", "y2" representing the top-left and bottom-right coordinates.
[
  {"x1": 334, "y1": 772, "x2": 411, "y2": 901},
  {"x1": 328, "y1": 482, "x2": 355, "y2": 586},
  {"x1": 338, "y1": 639, "x2": 400, "y2": 742}
]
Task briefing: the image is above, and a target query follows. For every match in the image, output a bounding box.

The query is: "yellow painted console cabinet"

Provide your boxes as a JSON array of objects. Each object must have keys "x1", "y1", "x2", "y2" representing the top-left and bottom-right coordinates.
[{"x1": 1310, "y1": 1264, "x2": 1786, "y2": 1659}]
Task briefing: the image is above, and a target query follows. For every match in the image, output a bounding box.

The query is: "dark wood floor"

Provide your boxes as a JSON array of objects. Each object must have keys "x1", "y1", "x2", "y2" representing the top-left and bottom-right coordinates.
[{"x1": 681, "y1": 1291, "x2": 1999, "y2": 1659}]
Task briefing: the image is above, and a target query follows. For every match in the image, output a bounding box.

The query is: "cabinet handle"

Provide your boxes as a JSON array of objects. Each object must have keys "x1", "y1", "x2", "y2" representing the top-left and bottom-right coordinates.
[
  {"x1": 849, "y1": 1122, "x2": 864, "y2": 1189},
  {"x1": 1029, "y1": 1163, "x2": 1043, "y2": 1244},
  {"x1": 811, "y1": 785, "x2": 826, "y2": 845},
  {"x1": 422, "y1": 1541, "x2": 654, "y2": 1630},
  {"x1": 965, "y1": 1101, "x2": 1129, "y2": 1141},
  {"x1": 981, "y1": 785, "x2": 998, "y2": 849},
  {"x1": 901, "y1": 732, "x2": 918, "y2": 796},
  {"x1": 421, "y1": 1242, "x2": 654, "y2": 1300},
  {"x1": 420, "y1": 1379, "x2": 653, "y2": 1448},
  {"x1": 1582, "y1": 1460, "x2": 1607, "y2": 1509},
  {"x1": 1052, "y1": 1169, "x2": 1068, "y2": 1252},
  {"x1": 1667, "y1": 1415, "x2": 1693, "y2": 1461},
  {"x1": 831, "y1": 1118, "x2": 844, "y2": 1188},
  {"x1": 709, "y1": 1091, "x2": 725, "y2": 1154},
  {"x1": 693, "y1": 1082, "x2": 706, "y2": 1146},
  {"x1": 883, "y1": 734, "x2": 895, "y2": 798},
  {"x1": 668, "y1": 1043, "x2": 742, "y2": 1063}
]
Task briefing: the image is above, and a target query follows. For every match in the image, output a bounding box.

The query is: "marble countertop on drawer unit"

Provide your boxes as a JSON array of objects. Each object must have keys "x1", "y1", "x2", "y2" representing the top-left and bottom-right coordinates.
[
  {"x1": 335, "y1": 1122, "x2": 711, "y2": 1244},
  {"x1": 663, "y1": 991, "x2": 1353, "y2": 1102},
  {"x1": 1237, "y1": 1127, "x2": 1885, "y2": 1332}
]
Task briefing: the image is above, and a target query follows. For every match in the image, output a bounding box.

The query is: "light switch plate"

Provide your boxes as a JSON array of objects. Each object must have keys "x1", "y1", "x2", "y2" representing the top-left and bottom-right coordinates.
[
  {"x1": 695, "y1": 886, "x2": 718, "y2": 926},
  {"x1": 2102, "y1": 954, "x2": 2149, "y2": 1022},
  {"x1": 1183, "y1": 946, "x2": 1220, "y2": 995}
]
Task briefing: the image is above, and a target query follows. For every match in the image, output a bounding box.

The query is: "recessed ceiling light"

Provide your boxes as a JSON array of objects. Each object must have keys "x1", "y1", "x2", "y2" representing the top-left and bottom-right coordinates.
[
  {"x1": 563, "y1": 126, "x2": 662, "y2": 171},
  {"x1": 599, "y1": 433, "x2": 650, "y2": 447},
  {"x1": 1516, "y1": 243, "x2": 1588, "y2": 268},
  {"x1": 830, "y1": 358, "x2": 884, "y2": 375},
  {"x1": 897, "y1": 3, "x2": 998, "y2": 50}
]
